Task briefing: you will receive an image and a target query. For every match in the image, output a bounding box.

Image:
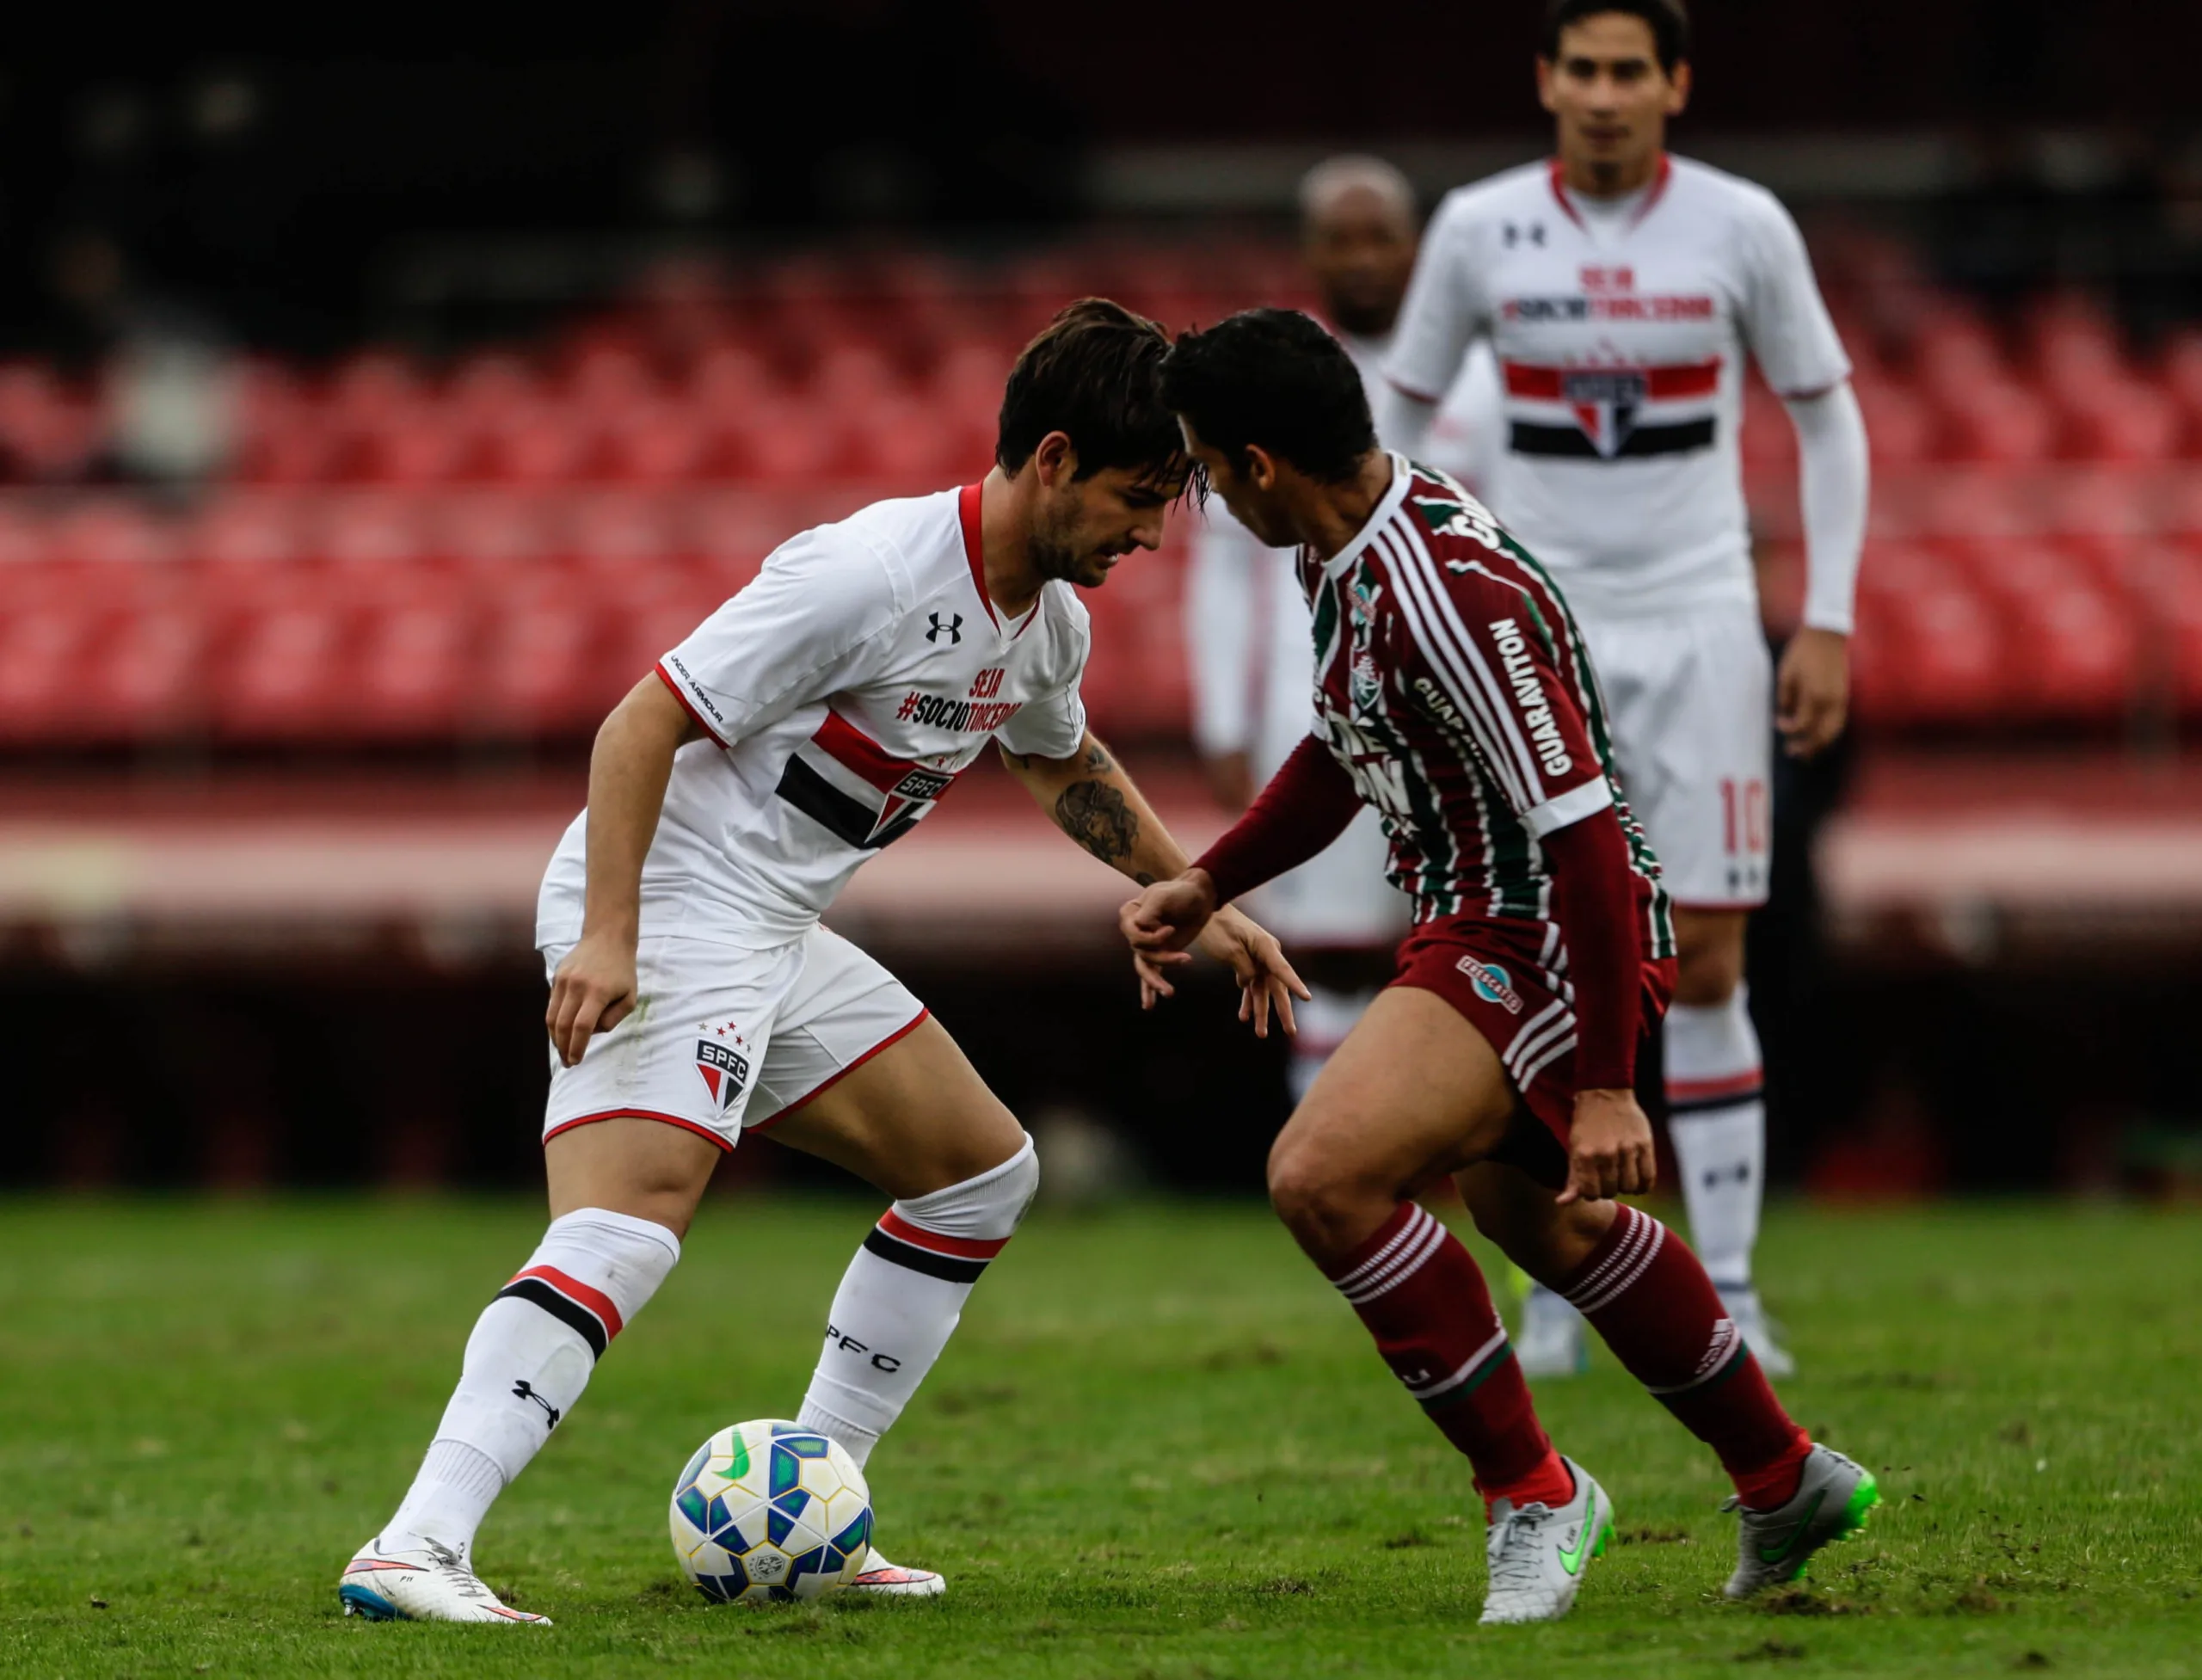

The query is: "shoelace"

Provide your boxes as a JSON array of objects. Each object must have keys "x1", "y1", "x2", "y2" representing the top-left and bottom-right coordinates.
[
  {"x1": 1485, "y1": 1503, "x2": 1555, "y2": 1591},
  {"x1": 423, "y1": 1541, "x2": 492, "y2": 1601}
]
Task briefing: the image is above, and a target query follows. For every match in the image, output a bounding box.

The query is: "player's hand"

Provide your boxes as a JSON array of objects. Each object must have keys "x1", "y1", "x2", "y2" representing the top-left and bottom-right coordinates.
[
  {"x1": 546, "y1": 929, "x2": 639, "y2": 1068},
  {"x1": 1190, "y1": 906, "x2": 1312, "y2": 1038},
  {"x1": 1557, "y1": 1088, "x2": 1657, "y2": 1206},
  {"x1": 1120, "y1": 871, "x2": 1221, "y2": 1009},
  {"x1": 1776, "y1": 626, "x2": 1849, "y2": 760}
]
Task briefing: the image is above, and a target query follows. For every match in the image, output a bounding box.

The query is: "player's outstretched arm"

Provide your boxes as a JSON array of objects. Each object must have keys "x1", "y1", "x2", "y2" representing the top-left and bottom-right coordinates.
[
  {"x1": 546, "y1": 674, "x2": 703, "y2": 1068},
  {"x1": 1000, "y1": 732, "x2": 1308, "y2": 1036}
]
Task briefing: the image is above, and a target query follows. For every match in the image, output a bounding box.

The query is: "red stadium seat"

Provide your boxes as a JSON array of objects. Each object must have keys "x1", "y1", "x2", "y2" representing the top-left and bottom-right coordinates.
[
  {"x1": 354, "y1": 400, "x2": 476, "y2": 485},
  {"x1": 561, "y1": 490, "x2": 676, "y2": 575},
  {"x1": 478, "y1": 589, "x2": 610, "y2": 738},
  {"x1": 480, "y1": 409, "x2": 600, "y2": 485},
  {"x1": 1935, "y1": 381, "x2": 2057, "y2": 464},
  {"x1": 599, "y1": 403, "x2": 717, "y2": 484},
  {"x1": 0, "y1": 604, "x2": 100, "y2": 742},
  {"x1": 2000, "y1": 578, "x2": 2140, "y2": 720},
  {"x1": 1852, "y1": 580, "x2": 2008, "y2": 724},
  {"x1": 68, "y1": 606, "x2": 212, "y2": 743},
  {"x1": 433, "y1": 491, "x2": 549, "y2": 575},
  {"x1": 348, "y1": 583, "x2": 477, "y2": 742},
  {"x1": 727, "y1": 397, "x2": 848, "y2": 483},
  {"x1": 211, "y1": 600, "x2": 355, "y2": 741}
]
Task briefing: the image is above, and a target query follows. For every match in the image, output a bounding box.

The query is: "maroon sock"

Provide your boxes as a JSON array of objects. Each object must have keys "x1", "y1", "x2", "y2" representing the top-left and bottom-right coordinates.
[
  {"x1": 1559, "y1": 1204, "x2": 1810, "y2": 1507},
  {"x1": 1326, "y1": 1203, "x2": 1567, "y2": 1507}
]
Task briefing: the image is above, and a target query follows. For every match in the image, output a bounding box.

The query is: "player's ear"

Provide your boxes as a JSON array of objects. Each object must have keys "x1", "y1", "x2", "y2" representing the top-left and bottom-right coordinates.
[
  {"x1": 1033, "y1": 430, "x2": 1077, "y2": 489},
  {"x1": 1664, "y1": 58, "x2": 1690, "y2": 116},
  {"x1": 1245, "y1": 444, "x2": 1280, "y2": 493},
  {"x1": 1535, "y1": 56, "x2": 1559, "y2": 115}
]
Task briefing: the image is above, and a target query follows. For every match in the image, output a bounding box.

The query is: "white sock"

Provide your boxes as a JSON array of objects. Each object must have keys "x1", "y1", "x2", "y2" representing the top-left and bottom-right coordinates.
[
  {"x1": 1664, "y1": 989, "x2": 1766, "y2": 1296},
  {"x1": 382, "y1": 1207, "x2": 680, "y2": 1552},
  {"x1": 797, "y1": 1137, "x2": 1038, "y2": 1468},
  {"x1": 1288, "y1": 982, "x2": 1376, "y2": 1105}
]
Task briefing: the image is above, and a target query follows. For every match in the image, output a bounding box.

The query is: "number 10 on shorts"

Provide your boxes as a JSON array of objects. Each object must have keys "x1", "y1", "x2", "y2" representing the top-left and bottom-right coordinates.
[{"x1": 1719, "y1": 778, "x2": 1768, "y2": 859}]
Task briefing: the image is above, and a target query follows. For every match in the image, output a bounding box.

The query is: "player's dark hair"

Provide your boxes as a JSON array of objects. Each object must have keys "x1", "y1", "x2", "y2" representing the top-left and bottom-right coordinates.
[
  {"x1": 1541, "y1": 0, "x2": 1689, "y2": 73},
  {"x1": 1160, "y1": 310, "x2": 1376, "y2": 486},
  {"x1": 995, "y1": 298, "x2": 1187, "y2": 489}
]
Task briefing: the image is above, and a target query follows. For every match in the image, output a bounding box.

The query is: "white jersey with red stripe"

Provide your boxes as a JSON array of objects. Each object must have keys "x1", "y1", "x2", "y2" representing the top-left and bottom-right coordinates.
[
  {"x1": 1385, "y1": 154, "x2": 1849, "y2": 622},
  {"x1": 536, "y1": 483, "x2": 1089, "y2": 951}
]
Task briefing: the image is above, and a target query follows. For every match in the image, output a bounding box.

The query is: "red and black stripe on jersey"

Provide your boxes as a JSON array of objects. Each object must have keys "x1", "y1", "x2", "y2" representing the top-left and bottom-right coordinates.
[
  {"x1": 498, "y1": 1265, "x2": 624, "y2": 1362},
  {"x1": 775, "y1": 710, "x2": 960, "y2": 850},
  {"x1": 1298, "y1": 460, "x2": 1672, "y2": 961}
]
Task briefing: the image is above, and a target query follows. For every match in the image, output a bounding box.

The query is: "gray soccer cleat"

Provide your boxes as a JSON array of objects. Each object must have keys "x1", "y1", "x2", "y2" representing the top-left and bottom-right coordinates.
[
  {"x1": 1479, "y1": 1457, "x2": 1613, "y2": 1625},
  {"x1": 1722, "y1": 1444, "x2": 1879, "y2": 1600}
]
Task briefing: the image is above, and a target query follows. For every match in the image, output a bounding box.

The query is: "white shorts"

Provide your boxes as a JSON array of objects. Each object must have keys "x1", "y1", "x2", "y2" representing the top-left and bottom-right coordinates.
[
  {"x1": 540, "y1": 924, "x2": 926, "y2": 1153},
  {"x1": 1249, "y1": 805, "x2": 1412, "y2": 951},
  {"x1": 1578, "y1": 602, "x2": 1773, "y2": 910}
]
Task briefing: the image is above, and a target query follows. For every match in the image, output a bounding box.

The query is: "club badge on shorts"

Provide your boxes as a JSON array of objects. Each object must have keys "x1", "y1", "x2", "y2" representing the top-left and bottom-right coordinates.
[{"x1": 696, "y1": 1022, "x2": 751, "y2": 1115}]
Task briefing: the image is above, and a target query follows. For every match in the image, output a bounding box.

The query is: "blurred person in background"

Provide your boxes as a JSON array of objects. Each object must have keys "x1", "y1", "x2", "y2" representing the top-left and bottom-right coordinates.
[
  {"x1": 338, "y1": 301, "x2": 1305, "y2": 1625},
  {"x1": 1378, "y1": 0, "x2": 1869, "y2": 1378},
  {"x1": 1187, "y1": 156, "x2": 1500, "y2": 1106}
]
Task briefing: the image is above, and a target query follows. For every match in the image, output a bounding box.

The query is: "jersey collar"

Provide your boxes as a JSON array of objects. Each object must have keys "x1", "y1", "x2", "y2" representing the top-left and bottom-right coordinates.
[
  {"x1": 1547, "y1": 151, "x2": 1672, "y2": 231},
  {"x1": 957, "y1": 482, "x2": 997, "y2": 629},
  {"x1": 1319, "y1": 452, "x2": 1414, "y2": 579}
]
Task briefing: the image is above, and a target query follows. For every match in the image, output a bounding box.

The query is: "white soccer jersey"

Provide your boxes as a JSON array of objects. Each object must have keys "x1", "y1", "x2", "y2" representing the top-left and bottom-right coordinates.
[
  {"x1": 537, "y1": 484, "x2": 1090, "y2": 951},
  {"x1": 1385, "y1": 155, "x2": 1849, "y2": 621}
]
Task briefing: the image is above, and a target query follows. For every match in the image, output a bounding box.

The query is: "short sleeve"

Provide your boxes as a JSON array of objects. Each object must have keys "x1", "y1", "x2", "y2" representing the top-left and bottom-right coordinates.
[
  {"x1": 1384, "y1": 194, "x2": 1492, "y2": 407},
  {"x1": 1393, "y1": 559, "x2": 1611, "y2": 840},
  {"x1": 994, "y1": 590, "x2": 1091, "y2": 760},
  {"x1": 655, "y1": 529, "x2": 902, "y2": 748},
  {"x1": 1735, "y1": 189, "x2": 1850, "y2": 398}
]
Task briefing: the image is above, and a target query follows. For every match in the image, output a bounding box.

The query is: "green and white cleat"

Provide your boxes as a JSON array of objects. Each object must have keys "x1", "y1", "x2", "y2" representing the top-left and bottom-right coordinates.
[
  {"x1": 1479, "y1": 1457, "x2": 1613, "y2": 1625},
  {"x1": 845, "y1": 1549, "x2": 944, "y2": 1597},
  {"x1": 1722, "y1": 1445, "x2": 1879, "y2": 1600},
  {"x1": 337, "y1": 1536, "x2": 552, "y2": 1624}
]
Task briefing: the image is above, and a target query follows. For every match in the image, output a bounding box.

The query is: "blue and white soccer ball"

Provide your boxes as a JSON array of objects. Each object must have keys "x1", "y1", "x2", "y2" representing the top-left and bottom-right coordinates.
[{"x1": 668, "y1": 1419, "x2": 874, "y2": 1603}]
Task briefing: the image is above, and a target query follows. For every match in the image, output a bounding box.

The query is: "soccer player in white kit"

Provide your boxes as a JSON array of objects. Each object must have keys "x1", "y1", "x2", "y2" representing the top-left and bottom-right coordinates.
[
  {"x1": 1187, "y1": 156, "x2": 1502, "y2": 1103},
  {"x1": 1378, "y1": 0, "x2": 1868, "y2": 1377},
  {"x1": 337, "y1": 301, "x2": 1306, "y2": 1624}
]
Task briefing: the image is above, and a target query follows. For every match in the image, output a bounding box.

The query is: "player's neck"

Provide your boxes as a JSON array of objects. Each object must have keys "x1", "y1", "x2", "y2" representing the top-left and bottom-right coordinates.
[
  {"x1": 1298, "y1": 451, "x2": 1396, "y2": 563},
  {"x1": 1556, "y1": 145, "x2": 1664, "y2": 200},
  {"x1": 976, "y1": 469, "x2": 1047, "y2": 619}
]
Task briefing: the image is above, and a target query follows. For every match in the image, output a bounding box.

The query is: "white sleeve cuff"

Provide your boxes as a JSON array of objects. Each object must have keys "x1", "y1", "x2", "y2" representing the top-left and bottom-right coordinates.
[{"x1": 1520, "y1": 777, "x2": 1613, "y2": 840}]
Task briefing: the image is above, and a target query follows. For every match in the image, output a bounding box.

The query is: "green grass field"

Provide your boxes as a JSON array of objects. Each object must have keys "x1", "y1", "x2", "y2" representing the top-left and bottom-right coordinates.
[{"x1": 2, "y1": 1197, "x2": 2197, "y2": 1679}]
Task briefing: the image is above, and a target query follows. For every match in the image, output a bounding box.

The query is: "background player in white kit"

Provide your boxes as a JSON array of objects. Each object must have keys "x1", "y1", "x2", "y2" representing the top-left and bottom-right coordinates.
[
  {"x1": 1187, "y1": 156, "x2": 1501, "y2": 1103},
  {"x1": 336, "y1": 301, "x2": 1306, "y2": 1624},
  {"x1": 1379, "y1": 0, "x2": 1868, "y2": 1375}
]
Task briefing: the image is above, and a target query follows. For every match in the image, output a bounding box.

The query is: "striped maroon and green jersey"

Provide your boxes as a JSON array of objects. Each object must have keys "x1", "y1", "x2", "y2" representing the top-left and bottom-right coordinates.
[{"x1": 1295, "y1": 454, "x2": 1674, "y2": 959}]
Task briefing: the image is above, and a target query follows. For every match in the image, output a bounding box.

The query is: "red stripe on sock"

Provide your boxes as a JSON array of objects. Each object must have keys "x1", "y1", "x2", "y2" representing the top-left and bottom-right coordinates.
[
  {"x1": 876, "y1": 1208, "x2": 1010, "y2": 1260},
  {"x1": 507, "y1": 1265, "x2": 624, "y2": 1340},
  {"x1": 1665, "y1": 1069, "x2": 1765, "y2": 1103},
  {"x1": 1558, "y1": 1207, "x2": 1804, "y2": 1502}
]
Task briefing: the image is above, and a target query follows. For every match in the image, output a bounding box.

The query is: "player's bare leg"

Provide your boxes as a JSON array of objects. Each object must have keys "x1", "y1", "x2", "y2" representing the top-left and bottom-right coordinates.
[
  {"x1": 1267, "y1": 987, "x2": 1612, "y2": 1625},
  {"x1": 1456, "y1": 1158, "x2": 1872, "y2": 1589},
  {"x1": 767, "y1": 1015, "x2": 1037, "y2": 1597},
  {"x1": 1664, "y1": 907, "x2": 1790, "y2": 1373}
]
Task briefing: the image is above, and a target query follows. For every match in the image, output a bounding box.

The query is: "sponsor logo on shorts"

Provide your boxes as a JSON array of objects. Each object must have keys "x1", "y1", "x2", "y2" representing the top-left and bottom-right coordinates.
[
  {"x1": 696, "y1": 1022, "x2": 751, "y2": 1115},
  {"x1": 1456, "y1": 956, "x2": 1525, "y2": 1015}
]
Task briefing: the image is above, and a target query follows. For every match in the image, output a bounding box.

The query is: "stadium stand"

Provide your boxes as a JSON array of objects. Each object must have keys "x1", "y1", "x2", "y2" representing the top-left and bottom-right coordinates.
[{"x1": 2, "y1": 231, "x2": 2200, "y2": 749}]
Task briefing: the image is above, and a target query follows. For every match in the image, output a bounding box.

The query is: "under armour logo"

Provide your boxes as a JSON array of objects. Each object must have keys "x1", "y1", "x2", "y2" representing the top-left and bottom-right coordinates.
[
  {"x1": 1503, "y1": 221, "x2": 1547, "y2": 248},
  {"x1": 513, "y1": 1379, "x2": 561, "y2": 1430},
  {"x1": 926, "y1": 612, "x2": 963, "y2": 645}
]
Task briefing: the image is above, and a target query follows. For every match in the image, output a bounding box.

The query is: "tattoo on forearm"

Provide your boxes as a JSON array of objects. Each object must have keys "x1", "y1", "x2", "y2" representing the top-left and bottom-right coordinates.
[
  {"x1": 1084, "y1": 742, "x2": 1113, "y2": 774},
  {"x1": 1055, "y1": 780, "x2": 1140, "y2": 865},
  {"x1": 1135, "y1": 871, "x2": 1155, "y2": 886}
]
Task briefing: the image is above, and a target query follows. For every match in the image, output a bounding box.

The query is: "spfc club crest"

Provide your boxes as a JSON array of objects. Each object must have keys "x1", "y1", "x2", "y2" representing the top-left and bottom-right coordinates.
[
  {"x1": 1561, "y1": 366, "x2": 1649, "y2": 457},
  {"x1": 696, "y1": 1025, "x2": 752, "y2": 1115}
]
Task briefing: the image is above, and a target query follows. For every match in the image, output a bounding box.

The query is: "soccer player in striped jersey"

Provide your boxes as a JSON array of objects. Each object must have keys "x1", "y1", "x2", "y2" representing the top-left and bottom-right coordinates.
[
  {"x1": 1129, "y1": 310, "x2": 1874, "y2": 1623},
  {"x1": 337, "y1": 302, "x2": 1306, "y2": 1624},
  {"x1": 1378, "y1": 0, "x2": 1873, "y2": 1377}
]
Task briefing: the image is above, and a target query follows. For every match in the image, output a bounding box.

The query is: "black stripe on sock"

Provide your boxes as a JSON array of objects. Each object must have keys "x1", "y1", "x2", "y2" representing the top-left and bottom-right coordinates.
[
  {"x1": 1668, "y1": 1086, "x2": 1766, "y2": 1117},
  {"x1": 497, "y1": 1277, "x2": 608, "y2": 1361},
  {"x1": 861, "y1": 1227, "x2": 990, "y2": 1285}
]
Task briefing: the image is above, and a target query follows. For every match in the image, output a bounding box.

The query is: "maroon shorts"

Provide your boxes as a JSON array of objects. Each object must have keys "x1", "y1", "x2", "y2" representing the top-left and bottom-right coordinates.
[{"x1": 1389, "y1": 915, "x2": 1677, "y2": 1188}]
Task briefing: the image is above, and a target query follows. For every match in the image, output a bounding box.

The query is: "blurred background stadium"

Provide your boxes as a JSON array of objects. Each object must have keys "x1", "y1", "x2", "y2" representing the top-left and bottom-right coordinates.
[{"x1": 4, "y1": 0, "x2": 2202, "y2": 1203}]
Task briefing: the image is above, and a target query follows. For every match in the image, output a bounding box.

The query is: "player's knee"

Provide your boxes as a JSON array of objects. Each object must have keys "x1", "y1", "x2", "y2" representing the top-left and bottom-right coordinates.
[
  {"x1": 1265, "y1": 1142, "x2": 1369, "y2": 1258},
  {"x1": 894, "y1": 1131, "x2": 1038, "y2": 1241}
]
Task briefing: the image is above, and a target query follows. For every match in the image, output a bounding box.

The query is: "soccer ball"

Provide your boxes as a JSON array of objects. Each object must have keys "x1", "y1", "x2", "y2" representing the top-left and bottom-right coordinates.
[{"x1": 668, "y1": 1419, "x2": 874, "y2": 1603}]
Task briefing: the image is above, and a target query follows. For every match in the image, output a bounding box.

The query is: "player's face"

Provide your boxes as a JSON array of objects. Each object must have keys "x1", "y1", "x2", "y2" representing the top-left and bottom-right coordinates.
[
  {"x1": 1178, "y1": 421, "x2": 1293, "y2": 550},
  {"x1": 1030, "y1": 461, "x2": 1178, "y2": 589},
  {"x1": 1537, "y1": 14, "x2": 1689, "y2": 189},
  {"x1": 1304, "y1": 187, "x2": 1418, "y2": 339}
]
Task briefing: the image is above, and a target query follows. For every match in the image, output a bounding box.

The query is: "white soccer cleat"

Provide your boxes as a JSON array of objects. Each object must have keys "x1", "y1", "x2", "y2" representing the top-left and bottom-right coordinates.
[
  {"x1": 1721, "y1": 1288, "x2": 1796, "y2": 1380},
  {"x1": 844, "y1": 1548, "x2": 945, "y2": 1597},
  {"x1": 1722, "y1": 1444, "x2": 1879, "y2": 1600},
  {"x1": 337, "y1": 1536, "x2": 552, "y2": 1624},
  {"x1": 1514, "y1": 1283, "x2": 1590, "y2": 1378},
  {"x1": 1478, "y1": 1457, "x2": 1612, "y2": 1625}
]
